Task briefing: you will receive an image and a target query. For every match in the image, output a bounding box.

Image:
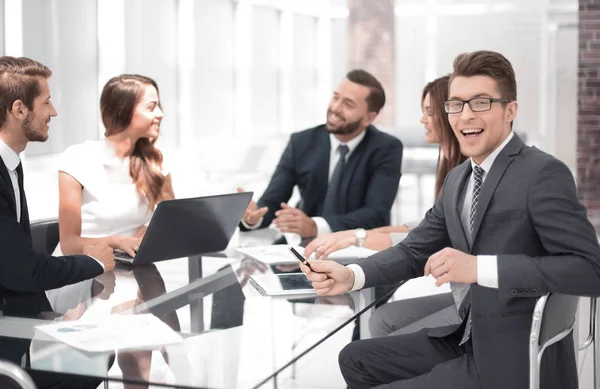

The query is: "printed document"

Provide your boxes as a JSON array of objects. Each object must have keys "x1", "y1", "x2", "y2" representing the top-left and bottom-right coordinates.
[{"x1": 35, "y1": 314, "x2": 182, "y2": 353}]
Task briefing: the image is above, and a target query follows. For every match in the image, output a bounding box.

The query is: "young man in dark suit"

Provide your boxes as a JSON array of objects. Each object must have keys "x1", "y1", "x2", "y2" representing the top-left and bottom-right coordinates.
[
  {"x1": 301, "y1": 51, "x2": 600, "y2": 389},
  {"x1": 240, "y1": 69, "x2": 403, "y2": 239},
  {"x1": 0, "y1": 56, "x2": 115, "y2": 389}
]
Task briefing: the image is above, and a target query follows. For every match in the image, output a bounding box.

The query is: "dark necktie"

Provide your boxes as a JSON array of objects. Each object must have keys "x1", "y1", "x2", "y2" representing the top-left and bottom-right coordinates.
[
  {"x1": 459, "y1": 165, "x2": 485, "y2": 346},
  {"x1": 16, "y1": 162, "x2": 31, "y2": 236},
  {"x1": 322, "y1": 144, "x2": 350, "y2": 216}
]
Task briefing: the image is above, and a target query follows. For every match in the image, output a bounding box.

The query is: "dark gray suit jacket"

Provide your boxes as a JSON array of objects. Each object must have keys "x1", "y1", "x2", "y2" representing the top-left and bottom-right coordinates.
[{"x1": 359, "y1": 134, "x2": 600, "y2": 389}]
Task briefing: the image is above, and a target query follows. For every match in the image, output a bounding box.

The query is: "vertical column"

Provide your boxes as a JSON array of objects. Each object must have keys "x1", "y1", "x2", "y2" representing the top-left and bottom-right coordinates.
[
  {"x1": 578, "y1": 0, "x2": 600, "y2": 232},
  {"x1": 97, "y1": 0, "x2": 125, "y2": 138},
  {"x1": 124, "y1": 0, "x2": 178, "y2": 148},
  {"x1": 21, "y1": 0, "x2": 99, "y2": 156},
  {"x1": 347, "y1": 0, "x2": 395, "y2": 125},
  {"x1": 233, "y1": 0, "x2": 253, "y2": 137}
]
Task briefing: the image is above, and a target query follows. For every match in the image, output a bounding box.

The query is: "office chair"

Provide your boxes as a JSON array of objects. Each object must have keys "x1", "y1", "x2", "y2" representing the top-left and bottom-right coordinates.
[
  {"x1": 529, "y1": 293, "x2": 579, "y2": 389},
  {"x1": 577, "y1": 235, "x2": 600, "y2": 389},
  {"x1": 30, "y1": 218, "x2": 59, "y2": 254},
  {"x1": 0, "y1": 360, "x2": 37, "y2": 389}
]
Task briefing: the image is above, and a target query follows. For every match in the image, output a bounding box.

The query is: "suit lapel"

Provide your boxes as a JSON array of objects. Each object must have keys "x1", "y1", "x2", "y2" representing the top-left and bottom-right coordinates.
[
  {"x1": 449, "y1": 160, "x2": 472, "y2": 252},
  {"x1": 470, "y1": 135, "x2": 524, "y2": 246},
  {"x1": 0, "y1": 157, "x2": 17, "y2": 219}
]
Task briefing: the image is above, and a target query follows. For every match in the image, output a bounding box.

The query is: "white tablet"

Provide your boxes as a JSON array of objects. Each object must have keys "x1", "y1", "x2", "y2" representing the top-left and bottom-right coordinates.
[{"x1": 249, "y1": 273, "x2": 317, "y2": 297}]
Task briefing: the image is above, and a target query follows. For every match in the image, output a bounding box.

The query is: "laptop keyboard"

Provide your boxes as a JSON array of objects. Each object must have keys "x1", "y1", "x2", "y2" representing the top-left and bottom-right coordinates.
[{"x1": 114, "y1": 250, "x2": 135, "y2": 263}]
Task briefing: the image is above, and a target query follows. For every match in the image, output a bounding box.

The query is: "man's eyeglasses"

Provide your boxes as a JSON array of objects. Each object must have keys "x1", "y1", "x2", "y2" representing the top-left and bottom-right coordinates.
[{"x1": 444, "y1": 98, "x2": 512, "y2": 114}]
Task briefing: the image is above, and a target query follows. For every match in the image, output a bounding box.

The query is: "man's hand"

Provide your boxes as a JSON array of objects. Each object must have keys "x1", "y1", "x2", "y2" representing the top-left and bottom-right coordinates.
[
  {"x1": 299, "y1": 260, "x2": 355, "y2": 296},
  {"x1": 238, "y1": 187, "x2": 268, "y2": 226},
  {"x1": 273, "y1": 203, "x2": 317, "y2": 238},
  {"x1": 84, "y1": 244, "x2": 115, "y2": 273},
  {"x1": 424, "y1": 247, "x2": 477, "y2": 287},
  {"x1": 304, "y1": 230, "x2": 356, "y2": 259}
]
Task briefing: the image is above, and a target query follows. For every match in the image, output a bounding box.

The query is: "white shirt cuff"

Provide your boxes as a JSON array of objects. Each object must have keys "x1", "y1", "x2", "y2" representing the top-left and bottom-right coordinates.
[
  {"x1": 477, "y1": 255, "x2": 498, "y2": 288},
  {"x1": 88, "y1": 255, "x2": 105, "y2": 271},
  {"x1": 241, "y1": 216, "x2": 263, "y2": 230},
  {"x1": 347, "y1": 264, "x2": 365, "y2": 291},
  {"x1": 312, "y1": 217, "x2": 332, "y2": 236}
]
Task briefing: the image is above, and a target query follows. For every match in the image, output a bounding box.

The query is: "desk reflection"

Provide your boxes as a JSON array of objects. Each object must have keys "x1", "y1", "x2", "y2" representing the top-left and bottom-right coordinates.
[{"x1": 44, "y1": 264, "x2": 185, "y2": 389}]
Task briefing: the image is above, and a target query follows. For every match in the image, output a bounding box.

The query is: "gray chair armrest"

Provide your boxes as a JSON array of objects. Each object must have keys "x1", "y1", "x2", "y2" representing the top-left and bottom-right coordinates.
[{"x1": 0, "y1": 360, "x2": 37, "y2": 389}]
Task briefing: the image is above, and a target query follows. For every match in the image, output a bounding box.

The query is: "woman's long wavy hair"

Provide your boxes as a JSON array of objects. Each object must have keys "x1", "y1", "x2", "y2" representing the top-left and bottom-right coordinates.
[
  {"x1": 421, "y1": 75, "x2": 467, "y2": 199},
  {"x1": 100, "y1": 74, "x2": 171, "y2": 210}
]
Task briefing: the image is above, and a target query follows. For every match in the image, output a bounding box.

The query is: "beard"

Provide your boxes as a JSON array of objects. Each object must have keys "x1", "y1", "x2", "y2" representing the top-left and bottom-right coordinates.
[
  {"x1": 326, "y1": 110, "x2": 363, "y2": 136},
  {"x1": 22, "y1": 111, "x2": 48, "y2": 142}
]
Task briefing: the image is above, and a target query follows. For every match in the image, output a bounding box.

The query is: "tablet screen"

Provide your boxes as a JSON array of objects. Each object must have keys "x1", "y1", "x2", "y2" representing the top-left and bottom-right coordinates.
[{"x1": 250, "y1": 273, "x2": 316, "y2": 296}]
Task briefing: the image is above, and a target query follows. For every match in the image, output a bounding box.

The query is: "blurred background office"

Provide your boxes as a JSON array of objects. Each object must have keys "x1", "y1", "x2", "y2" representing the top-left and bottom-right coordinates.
[{"x1": 2, "y1": 0, "x2": 597, "y2": 233}]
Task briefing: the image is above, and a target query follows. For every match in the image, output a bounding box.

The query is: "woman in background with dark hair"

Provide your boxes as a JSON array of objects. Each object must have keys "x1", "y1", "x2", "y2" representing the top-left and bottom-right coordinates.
[
  {"x1": 305, "y1": 75, "x2": 467, "y2": 338},
  {"x1": 51, "y1": 74, "x2": 178, "y2": 388}
]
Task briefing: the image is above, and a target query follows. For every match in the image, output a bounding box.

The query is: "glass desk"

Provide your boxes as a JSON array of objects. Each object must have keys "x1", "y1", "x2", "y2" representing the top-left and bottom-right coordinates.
[{"x1": 0, "y1": 231, "x2": 399, "y2": 389}]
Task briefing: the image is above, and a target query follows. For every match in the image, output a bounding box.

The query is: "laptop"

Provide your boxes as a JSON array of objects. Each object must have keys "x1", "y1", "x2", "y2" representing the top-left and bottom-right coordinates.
[{"x1": 114, "y1": 192, "x2": 253, "y2": 265}]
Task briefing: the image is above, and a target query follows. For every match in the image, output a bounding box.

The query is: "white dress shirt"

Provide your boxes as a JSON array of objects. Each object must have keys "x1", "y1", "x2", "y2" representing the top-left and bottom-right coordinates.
[
  {"x1": 0, "y1": 138, "x2": 21, "y2": 222},
  {"x1": 349, "y1": 132, "x2": 515, "y2": 291},
  {"x1": 243, "y1": 130, "x2": 367, "y2": 237}
]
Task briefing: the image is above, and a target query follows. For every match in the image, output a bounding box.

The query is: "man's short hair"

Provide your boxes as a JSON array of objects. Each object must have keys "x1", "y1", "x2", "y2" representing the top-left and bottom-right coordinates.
[
  {"x1": 346, "y1": 69, "x2": 386, "y2": 114},
  {"x1": 0, "y1": 56, "x2": 52, "y2": 128},
  {"x1": 449, "y1": 50, "x2": 517, "y2": 101}
]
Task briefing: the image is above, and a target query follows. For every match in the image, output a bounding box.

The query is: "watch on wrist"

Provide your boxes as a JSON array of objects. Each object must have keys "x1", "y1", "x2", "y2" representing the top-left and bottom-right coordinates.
[{"x1": 354, "y1": 228, "x2": 367, "y2": 247}]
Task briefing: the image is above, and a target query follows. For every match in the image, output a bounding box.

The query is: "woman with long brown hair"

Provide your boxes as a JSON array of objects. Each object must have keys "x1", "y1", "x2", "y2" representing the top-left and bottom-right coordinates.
[
  {"x1": 51, "y1": 74, "x2": 177, "y2": 388},
  {"x1": 56, "y1": 74, "x2": 174, "y2": 257}
]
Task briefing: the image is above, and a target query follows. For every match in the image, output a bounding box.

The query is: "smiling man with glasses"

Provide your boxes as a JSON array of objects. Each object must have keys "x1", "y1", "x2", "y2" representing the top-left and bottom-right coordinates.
[{"x1": 300, "y1": 50, "x2": 600, "y2": 389}]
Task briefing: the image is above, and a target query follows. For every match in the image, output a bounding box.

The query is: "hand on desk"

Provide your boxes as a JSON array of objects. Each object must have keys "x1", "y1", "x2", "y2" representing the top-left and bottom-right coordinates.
[
  {"x1": 424, "y1": 247, "x2": 477, "y2": 287},
  {"x1": 238, "y1": 187, "x2": 268, "y2": 226},
  {"x1": 84, "y1": 243, "x2": 115, "y2": 272},
  {"x1": 304, "y1": 230, "x2": 356, "y2": 259},
  {"x1": 300, "y1": 260, "x2": 354, "y2": 296},
  {"x1": 274, "y1": 203, "x2": 317, "y2": 238}
]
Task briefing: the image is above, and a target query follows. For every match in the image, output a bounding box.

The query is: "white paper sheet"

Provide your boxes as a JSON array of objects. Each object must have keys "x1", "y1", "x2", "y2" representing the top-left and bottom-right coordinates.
[
  {"x1": 35, "y1": 314, "x2": 182, "y2": 353},
  {"x1": 236, "y1": 245, "x2": 378, "y2": 265}
]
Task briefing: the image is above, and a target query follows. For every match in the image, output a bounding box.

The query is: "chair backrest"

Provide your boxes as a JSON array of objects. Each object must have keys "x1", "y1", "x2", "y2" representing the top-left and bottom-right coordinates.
[
  {"x1": 539, "y1": 293, "x2": 579, "y2": 346},
  {"x1": 530, "y1": 293, "x2": 579, "y2": 389},
  {"x1": 30, "y1": 218, "x2": 59, "y2": 255},
  {"x1": 0, "y1": 360, "x2": 37, "y2": 389}
]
